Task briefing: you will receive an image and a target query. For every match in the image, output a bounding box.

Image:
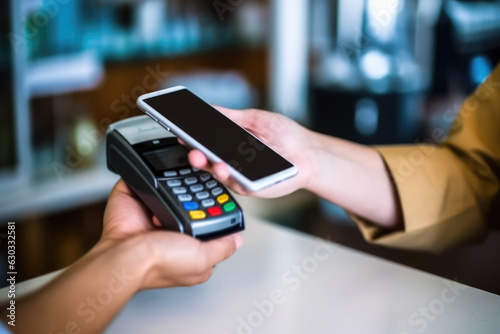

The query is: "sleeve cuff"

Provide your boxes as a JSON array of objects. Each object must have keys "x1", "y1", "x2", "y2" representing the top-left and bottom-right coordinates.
[{"x1": 349, "y1": 145, "x2": 486, "y2": 253}]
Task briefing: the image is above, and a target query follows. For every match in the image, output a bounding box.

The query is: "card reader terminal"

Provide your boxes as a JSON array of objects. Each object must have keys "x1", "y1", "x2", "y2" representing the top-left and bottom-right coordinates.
[{"x1": 106, "y1": 115, "x2": 244, "y2": 240}]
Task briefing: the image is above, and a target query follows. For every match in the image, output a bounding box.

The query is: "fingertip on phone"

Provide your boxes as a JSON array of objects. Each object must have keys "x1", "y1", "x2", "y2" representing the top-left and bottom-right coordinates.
[
  {"x1": 213, "y1": 162, "x2": 231, "y2": 181},
  {"x1": 188, "y1": 150, "x2": 207, "y2": 168}
]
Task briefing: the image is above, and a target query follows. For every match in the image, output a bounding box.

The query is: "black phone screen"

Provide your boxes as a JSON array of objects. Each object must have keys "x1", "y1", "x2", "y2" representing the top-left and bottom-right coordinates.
[{"x1": 143, "y1": 89, "x2": 294, "y2": 181}]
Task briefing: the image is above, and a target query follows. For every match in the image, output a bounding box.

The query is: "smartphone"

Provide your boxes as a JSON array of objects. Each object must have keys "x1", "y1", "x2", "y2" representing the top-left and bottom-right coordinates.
[{"x1": 137, "y1": 86, "x2": 298, "y2": 191}]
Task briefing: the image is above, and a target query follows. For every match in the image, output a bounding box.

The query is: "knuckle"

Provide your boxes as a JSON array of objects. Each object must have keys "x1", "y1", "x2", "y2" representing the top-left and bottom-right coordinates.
[
  {"x1": 198, "y1": 270, "x2": 213, "y2": 284},
  {"x1": 193, "y1": 258, "x2": 209, "y2": 275},
  {"x1": 187, "y1": 268, "x2": 213, "y2": 286}
]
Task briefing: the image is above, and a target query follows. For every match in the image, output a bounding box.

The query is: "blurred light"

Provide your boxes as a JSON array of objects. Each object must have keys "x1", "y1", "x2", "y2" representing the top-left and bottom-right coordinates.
[
  {"x1": 355, "y1": 98, "x2": 379, "y2": 136},
  {"x1": 325, "y1": 52, "x2": 357, "y2": 83},
  {"x1": 136, "y1": 0, "x2": 166, "y2": 47},
  {"x1": 270, "y1": 0, "x2": 309, "y2": 121},
  {"x1": 360, "y1": 50, "x2": 391, "y2": 80},
  {"x1": 470, "y1": 55, "x2": 492, "y2": 86},
  {"x1": 366, "y1": 0, "x2": 400, "y2": 43},
  {"x1": 337, "y1": 0, "x2": 364, "y2": 45}
]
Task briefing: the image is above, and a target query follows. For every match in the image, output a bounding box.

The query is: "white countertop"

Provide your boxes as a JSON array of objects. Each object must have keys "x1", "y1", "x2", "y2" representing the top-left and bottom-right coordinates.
[{"x1": 3, "y1": 217, "x2": 500, "y2": 333}]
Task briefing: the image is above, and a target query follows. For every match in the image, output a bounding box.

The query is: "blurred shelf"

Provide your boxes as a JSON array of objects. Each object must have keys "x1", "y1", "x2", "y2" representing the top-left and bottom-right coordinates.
[
  {"x1": 0, "y1": 167, "x2": 119, "y2": 222},
  {"x1": 102, "y1": 41, "x2": 252, "y2": 63},
  {"x1": 25, "y1": 0, "x2": 266, "y2": 64},
  {"x1": 27, "y1": 51, "x2": 104, "y2": 97}
]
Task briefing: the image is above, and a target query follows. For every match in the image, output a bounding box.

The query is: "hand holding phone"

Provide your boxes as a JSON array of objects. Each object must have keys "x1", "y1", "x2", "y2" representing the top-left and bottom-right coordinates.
[
  {"x1": 138, "y1": 87, "x2": 299, "y2": 192},
  {"x1": 186, "y1": 106, "x2": 318, "y2": 198}
]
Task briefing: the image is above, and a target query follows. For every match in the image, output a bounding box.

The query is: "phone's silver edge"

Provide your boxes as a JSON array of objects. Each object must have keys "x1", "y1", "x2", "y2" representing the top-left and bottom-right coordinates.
[{"x1": 138, "y1": 86, "x2": 187, "y2": 100}]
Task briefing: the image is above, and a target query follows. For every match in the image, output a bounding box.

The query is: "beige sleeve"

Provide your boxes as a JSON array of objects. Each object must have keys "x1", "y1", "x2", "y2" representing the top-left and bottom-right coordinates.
[{"x1": 351, "y1": 64, "x2": 500, "y2": 253}]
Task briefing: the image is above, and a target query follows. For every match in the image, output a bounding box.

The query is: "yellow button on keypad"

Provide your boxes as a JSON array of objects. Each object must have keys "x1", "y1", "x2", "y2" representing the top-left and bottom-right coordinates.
[
  {"x1": 217, "y1": 194, "x2": 229, "y2": 204},
  {"x1": 189, "y1": 210, "x2": 206, "y2": 220}
]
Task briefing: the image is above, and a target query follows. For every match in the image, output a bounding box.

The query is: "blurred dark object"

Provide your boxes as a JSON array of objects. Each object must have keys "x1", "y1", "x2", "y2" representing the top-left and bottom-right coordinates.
[
  {"x1": 310, "y1": 0, "x2": 440, "y2": 144},
  {"x1": 432, "y1": 0, "x2": 500, "y2": 97},
  {"x1": 311, "y1": 88, "x2": 422, "y2": 145},
  {"x1": 0, "y1": 0, "x2": 32, "y2": 193},
  {"x1": 310, "y1": 0, "x2": 500, "y2": 145},
  {"x1": 0, "y1": 1, "x2": 16, "y2": 176}
]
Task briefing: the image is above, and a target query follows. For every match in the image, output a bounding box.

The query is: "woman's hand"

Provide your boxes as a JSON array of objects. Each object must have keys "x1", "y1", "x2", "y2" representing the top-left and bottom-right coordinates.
[
  {"x1": 100, "y1": 180, "x2": 243, "y2": 289},
  {"x1": 187, "y1": 107, "x2": 319, "y2": 198},
  {"x1": 11, "y1": 180, "x2": 242, "y2": 334}
]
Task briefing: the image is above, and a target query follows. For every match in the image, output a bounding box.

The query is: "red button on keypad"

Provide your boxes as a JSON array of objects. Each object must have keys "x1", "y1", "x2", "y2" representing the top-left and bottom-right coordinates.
[{"x1": 207, "y1": 206, "x2": 222, "y2": 216}]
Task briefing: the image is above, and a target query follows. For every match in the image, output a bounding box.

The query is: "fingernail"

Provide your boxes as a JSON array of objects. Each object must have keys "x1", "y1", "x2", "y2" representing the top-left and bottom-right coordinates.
[{"x1": 234, "y1": 233, "x2": 243, "y2": 249}]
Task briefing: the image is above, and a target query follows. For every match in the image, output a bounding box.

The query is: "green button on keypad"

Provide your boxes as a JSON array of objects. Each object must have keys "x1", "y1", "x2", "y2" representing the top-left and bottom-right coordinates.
[{"x1": 223, "y1": 202, "x2": 236, "y2": 212}]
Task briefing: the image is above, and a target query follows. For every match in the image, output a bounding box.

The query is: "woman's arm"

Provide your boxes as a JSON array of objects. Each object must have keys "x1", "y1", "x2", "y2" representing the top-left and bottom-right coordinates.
[
  {"x1": 188, "y1": 107, "x2": 402, "y2": 230},
  {"x1": 305, "y1": 132, "x2": 403, "y2": 229},
  {"x1": 12, "y1": 237, "x2": 148, "y2": 333}
]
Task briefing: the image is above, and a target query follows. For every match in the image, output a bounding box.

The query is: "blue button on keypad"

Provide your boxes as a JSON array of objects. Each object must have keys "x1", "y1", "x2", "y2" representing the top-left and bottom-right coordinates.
[{"x1": 183, "y1": 201, "x2": 199, "y2": 210}]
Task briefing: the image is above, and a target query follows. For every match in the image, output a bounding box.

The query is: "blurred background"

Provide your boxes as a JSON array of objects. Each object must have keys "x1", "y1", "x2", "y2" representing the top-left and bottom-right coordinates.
[{"x1": 1, "y1": 0, "x2": 500, "y2": 293}]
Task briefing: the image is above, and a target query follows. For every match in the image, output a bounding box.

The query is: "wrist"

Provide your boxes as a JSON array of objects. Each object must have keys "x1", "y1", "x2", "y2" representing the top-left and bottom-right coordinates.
[
  {"x1": 121, "y1": 236, "x2": 156, "y2": 291},
  {"x1": 93, "y1": 235, "x2": 154, "y2": 293},
  {"x1": 301, "y1": 130, "x2": 328, "y2": 194}
]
